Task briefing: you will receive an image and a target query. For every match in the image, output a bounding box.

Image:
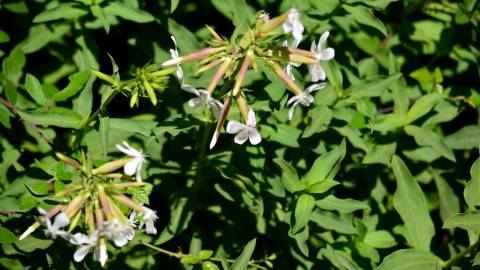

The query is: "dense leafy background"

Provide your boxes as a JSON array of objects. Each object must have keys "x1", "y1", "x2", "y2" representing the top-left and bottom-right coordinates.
[{"x1": 0, "y1": 0, "x2": 480, "y2": 269}]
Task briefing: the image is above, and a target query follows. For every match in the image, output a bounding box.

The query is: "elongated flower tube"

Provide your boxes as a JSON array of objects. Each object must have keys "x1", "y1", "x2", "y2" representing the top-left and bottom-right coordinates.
[{"x1": 163, "y1": 47, "x2": 226, "y2": 67}]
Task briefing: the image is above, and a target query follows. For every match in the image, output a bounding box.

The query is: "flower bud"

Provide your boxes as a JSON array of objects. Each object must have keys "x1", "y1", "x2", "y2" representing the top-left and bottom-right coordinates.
[
  {"x1": 143, "y1": 79, "x2": 157, "y2": 105},
  {"x1": 268, "y1": 61, "x2": 303, "y2": 95},
  {"x1": 55, "y1": 152, "x2": 83, "y2": 170},
  {"x1": 232, "y1": 50, "x2": 253, "y2": 96},
  {"x1": 258, "y1": 12, "x2": 288, "y2": 35},
  {"x1": 162, "y1": 47, "x2": 226, "y2": 66},
  {"x1": 92, "y1": 70, "x2": 118, "y2": 87},
  {"x1": 92, "y1": 158, "x2": 131, "y2": 175}
]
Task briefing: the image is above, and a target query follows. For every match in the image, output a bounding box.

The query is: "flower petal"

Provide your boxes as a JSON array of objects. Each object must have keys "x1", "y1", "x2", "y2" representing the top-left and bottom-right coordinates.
[
  {"x1": 74, "y1": 246, "x2": 91, "y2": 262},
  {"x1": 234, "y1": 130, "x2": 249, "y2": 145},
  {"x1": 288, "y1": 101, "x2": 299, "y2": 120},
  {"x1": 226, "y1": 121, "x2": 246, "y2": 134},
  {"x1": 135, "y1": 160, "x2": 143, "y2": 182},
  {"x1": 287, "y1": 95, "x2": 301, "y2": 106},
  {"x1": 181, "y1": 84, "x2": 199, "y2": 95},
  {"x1": 319, "y1": 31, "x2": 330, "y2": 48},
  {"x1": 306, "y1": 83, "x2": 326, "y2": 93},
  {"x1": 248, "y1": 128, "x2": 262, "y2": 145},
  {"x1": 188, "y1": 97, "x2": 203, "y2": 108},
  {"x1": 124, "y1": 158, "x2": 141, "y2": 176},
  {"x1": 53, "y1": 213, "x2": 70, "y2": 229},
  {"x1": 320, "y1": 48, "x2": 335, "y2": 61},
  {"x1": 247, "y1": 109, "x2": 256, "y2": 126}
]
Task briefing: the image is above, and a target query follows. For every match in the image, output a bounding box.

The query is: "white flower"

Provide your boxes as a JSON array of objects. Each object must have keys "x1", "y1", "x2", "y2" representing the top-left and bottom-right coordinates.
[
  {"x1": 226, "y1": 109, "x2": 262, "y2": 145},
  {"x1": 181, "y1": 84, "x2": 223, "y2": 119},
  {"x1": 137, "y1": 206, "x2": 158, "y2": 235},
  {"x1": 116, "y1": 141, "x2": 146, "y2": 182},
  {"x1": 283, "y1": 8, "x2": 304, "y2": 47},
  {"x1": 170, "y1": 36, "x2": 183, "y2": 81},
  {"x1": 309, "y1": 31, "x2": 335, "y2": 82},
  {"x1": 71, "y1": 227, "x2": 109, "y2": 266},
  {"x1": 37, "y1": 208, "x2": 70, "y2": 239},
  {"x1": 287, "y1": 83, "x2": 326, "y2": 120}
]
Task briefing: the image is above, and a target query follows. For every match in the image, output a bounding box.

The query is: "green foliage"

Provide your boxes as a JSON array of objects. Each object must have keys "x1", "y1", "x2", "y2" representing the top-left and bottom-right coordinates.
[{"x1": 0, "y1": 0, "x2": 480, "y2": 269}]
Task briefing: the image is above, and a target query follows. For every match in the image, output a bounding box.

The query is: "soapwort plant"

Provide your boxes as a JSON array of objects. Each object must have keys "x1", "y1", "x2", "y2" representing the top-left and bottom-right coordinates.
[{"x1": 19, "y1": 143, "x2": 156, "y2": 267}]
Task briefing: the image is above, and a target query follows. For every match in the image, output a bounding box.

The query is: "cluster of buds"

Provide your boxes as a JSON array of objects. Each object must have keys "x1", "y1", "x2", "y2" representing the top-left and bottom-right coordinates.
[
  {"x1": 93, "y1": 59, "x2": 176, "y2": 107},
  {"x1": 20, "y1": 142, "x2": 157, "y2": 267},
  {"x1": 162, "y1": 9, "x2": 335, "y2": 148}
]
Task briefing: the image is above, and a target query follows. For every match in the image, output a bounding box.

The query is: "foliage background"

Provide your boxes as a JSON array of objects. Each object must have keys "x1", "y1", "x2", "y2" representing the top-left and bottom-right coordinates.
[{"x1": 0, "y1": 0, "x2": 480, "y2": 269}]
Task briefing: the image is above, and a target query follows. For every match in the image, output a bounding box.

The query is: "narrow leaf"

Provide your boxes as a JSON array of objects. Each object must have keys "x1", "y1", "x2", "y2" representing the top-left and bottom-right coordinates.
[
  {"x1": 273, "y1": 158, "x2": 299, "y2": 193},
  {"x1": 17, "y1": 107, "x2": 82, "y2": 129},
  {"x1": 292, "y1": 194, "x2": 315, "y2": 234},
  {"x1": 54, "y1": 71, "x2": 90, "y2": 101},
  {"x1": 231, "y1": 238, "x2": 256, "y2": 270},
  {"x1": 404, "y1": 125, "x2": 455, "y2": 162},
  {"x1": 376, "y1": 249, "x2": 442, "y2": 270},
  {"x1": 25, "y1": 74, "x2": 47, "y2": 106},
  {"x1": 391, "y1": 155, "x2": 434, "y2": 251},
  {"x1": 104, "y1": 2, "x2": 155, "y2": 23},
  {"x1": 443, "y1": 211, "x2": 480, "y2": 233}
]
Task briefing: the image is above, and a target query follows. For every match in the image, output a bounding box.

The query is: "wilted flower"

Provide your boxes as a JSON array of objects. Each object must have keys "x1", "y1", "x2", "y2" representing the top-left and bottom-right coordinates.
[
  {"x1": 287, "y1": 83, "x2": 325, "y2": 120},
  {"x1": 116, "y1": 141, "x2": 146, "y2": 182},
  {"x1": 226, "y1": 109, "x2": 262, "y2": 145},
  {"x1": 38, "y1": 208, "x2": 70, "y2": 239},
  {"x1": 283, "y1": 8, "x2": 304, "y2": 47},
  {"x1": 309, "y1": 31, "x2": 335, "y2": 82},
  {"x1": 181, "y1": 84, "x2": 223, "y2": 119},
  {"x1": 169, "y1": 36, "x2": 183, "y2": 81}
]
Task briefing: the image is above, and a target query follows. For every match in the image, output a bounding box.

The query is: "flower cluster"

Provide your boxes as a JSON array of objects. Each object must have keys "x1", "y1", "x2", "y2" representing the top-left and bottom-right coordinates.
[
  {"x1": 162, "y1": 8, "x2": 335, "y2": 148},
  {"x1": 20, "y1": 142, "x2": 156, "y2": 267}
]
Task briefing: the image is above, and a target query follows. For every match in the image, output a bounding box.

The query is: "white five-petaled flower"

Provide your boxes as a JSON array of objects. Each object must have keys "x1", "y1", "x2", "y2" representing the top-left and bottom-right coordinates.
[
  {"x1": 181, "y1": 84, "x2": 223, "y2": 119},
  {"x1": 309, "y1": 31, "x2": 335, "y2": 82},
  {"x1": 283, "y1": 8, "x2": 304, "y2": 48},
  {"x1": 287, "y1": 83, "x2": 326, "y2": 120},
  {"x1": 137, "y1": 206, "x2": 158, "y2": 235},
  {"x1": 70, "y1": 232, "x2": 107, "y2": 266},
  {"x1": 226, "y1": 109, "x2": 262, "y2": 145},
  {"x1": 116, "y1": 141, "x2": 146, "y2": 182},
  {"x1": 170, "y1": 36, "x2": 183, "y2": 81},
  {"x1": 37, "y1": 208, "x2": 70, "y2": 239}
]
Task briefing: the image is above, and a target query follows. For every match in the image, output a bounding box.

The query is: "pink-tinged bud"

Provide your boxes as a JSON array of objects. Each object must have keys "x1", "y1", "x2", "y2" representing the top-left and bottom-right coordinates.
[
  {"x1": 92, "y1": 158, "x2": 131, "y2": 176},
  {"x1": 97, "y1": 185, "x2": 113, "y2": 221},
  {"x1": 288, "y1": 54, "x2": 317, "y2": 64},
  {"x1": 68, "y1": 210, "x2": 82, "y2": 232},
  {"x1": 195, "y1": 59, "x2": 223, "y2": 75},
  {"x1": 55, "y1": 152, "x2": 83, "y2": 170},
  {"x1": 258, "y1": 12, "x2": 288, "y2": 34},
  {"x1": 64, "y1": 193, "x2": 89, "y2": 218},
  {"x1": 19, "y1": 222, "x2": 40, "y2": 240},
  {"x1": 162, "y1": 47, "x2": 226, "y2": 67},
  {"x1": 268, "y1": 61, "x2": 303, "y2": 95},
  {"x1": 46, "y1": 204, "x2": 63, "y2": 218},
  {"x1": 233, "y1": 50, "x2": 253, "y2": 96},
  {"x1": 236, "y1": 95, "x2": 249, "y2": 122},
  {"x1": 104, "y1": 182, "x2": 145, "y2": 190},
  {"x1": 112, "y1": 194, "x2": 145, "y2": 213},
  {"x1": 209, "y1": 94, "x2": 233, "y2": 149},
  {"x1": 207, "y1": 58, "x2": 233, "y2": 94},
  {"x1": 85, "y1": 203, "x2": 95, "y2": 234},
  {"x1": 109, "y1": 197, "x2": 131, "y2": 225},
  {"x1": 286, "y1": 47, "x2": 317, "y2": 59},
  {"x1": 95, "y1": 201, "x2": 104, "y2": 226}
]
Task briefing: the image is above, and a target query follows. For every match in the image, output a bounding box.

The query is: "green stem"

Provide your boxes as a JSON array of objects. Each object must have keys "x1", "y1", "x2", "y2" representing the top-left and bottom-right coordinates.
[
  {"x1": 443, "y1": 239, "x2": 480, "y2": 269},
  {"x1": 72, "y1": 88, "x2": 120, "y2": 149},
  {"x1": 139, "y1": 240, "x2": 270, "y2": 269}
]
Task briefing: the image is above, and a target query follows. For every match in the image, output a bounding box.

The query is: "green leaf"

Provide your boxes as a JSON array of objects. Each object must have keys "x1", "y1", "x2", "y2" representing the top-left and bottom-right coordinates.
[
  {"x1": 316, "y1": 195, "x2": 370, "y2": 214},
  {"x1": 363, "y1": 143, "x2": 396, "y2": 165},
  {"x1": 443, "y1": 211, "x2": 480, "y2": 233},
  {"x1": 445, "y1": 125, "x2": 480, "y2": 150},
  {"x1": 310, "y1": 210, "x2": 357, "y2": 234},
  {"x1": 364, "y1": 231, "x2": 396, "y2": 249},
  {"x1": 228, "y1": 0, "x2": 256, "y2": 27},
  {"x1": 320, "y1": 245, "x2": 361, "y2": 270},
  {"x1": 0, "y1": 102, "x2": 12, "y2": 128},
  {"x1": 376, "y1": 249, "x2": 442, "y2": 270},
  {"x1": 33, "y1": 3, "x2": 88, "y2": 22},
  {"x1": 293, "y1": 194, "x2": 315, "y2": 234},
  {"x1": 17, "y1": 107, "x2": 82, "y2": 129},
  {"x1": 156, "y1": 197, "x2": 193, "y2": 245},
  {"x1": 15, "y1": 236, "x2": 52, "y2": 252},
  {"x1": 405, "y1": 93, "x2": 443, "y2": 124},
  {"x1": 3, "y1": 47, "x2": 26, "y2": 83},
  {"x1": 25, "y1": 74, "x2": 47, "y2": 106},
  {"x1": 0, "y1": 227, "x2": 17, "y2": 244},
  {"x1": 343, "y1": 5, "x2": 388, "y2": 36},
  {"x1": 391, "y1": 155, "x2": 434, "y2": 251},
  {"x1": 302, "y1": 106, "x2": 333, "y2": 138},
  {"x1": 91, "y1": 5, "x2": 110, "y2": 33},
  {"x1": 304, "y1": 141, "x2": 346, "y2": 185},
  {"x1": 433, "y1": 173, "x2": 460, "y2": 222},
  {"x1": 294, "y1": 226, "x2": 310, "y2": 256},
  {"x1": 0, "y1": 30, "x2": 10, "y2": 43},
  {"x1": 465, "y1": 158, "x2": 480, "y2": 210},
  {"x1": 273, "y1": 158, "x2": 299, "y2": 193},
  {"x1": 404, "y1": 125, "x2": 455, "y2": 162},
  {"x1": 308, "y1": 179, "x2": 339, "y2": 194},
  {"x1": 231, "y1": 238, "x2": 256, "y2": 270},
  {"x1": 323, "y1": 60, "x2": 344, "y2": 94},
  {"x1": 264, "y1": 124, "x2": 302, "y2": 148},
  {"x1": 180, "y1": 254, "x2": 197, "y2": 265},
  {"x1": 197, "y1": 250, "x2": 214, "y2": 260},
  {"x1": 347, "y1": 73, "x2": 401, "y2": 98},
  {"x1": 202, "y1": 261, "x2": 220, "y2": 270},
  {"x1": 17, "y1": 24, "x2": 54, "y2": 54},
  {"x1": 104, "y1": 2, "x2": 155, "y2": 23},
  {"x1": 171, "y1": 0, "x2": 180, "y2": 13},
  {"x1": 54, "y1": 71, "x2": 90, "y2": 101},
  {"x1": 109, "y1": 118, "x2": 156, "y2": 137}
]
